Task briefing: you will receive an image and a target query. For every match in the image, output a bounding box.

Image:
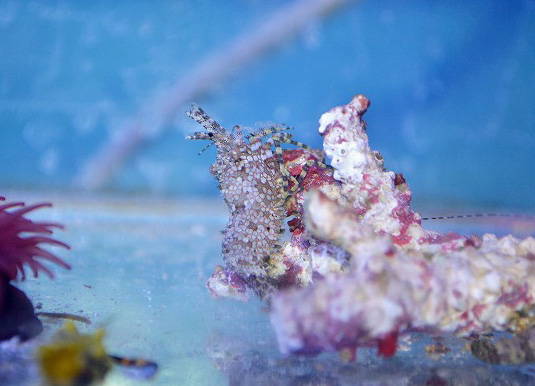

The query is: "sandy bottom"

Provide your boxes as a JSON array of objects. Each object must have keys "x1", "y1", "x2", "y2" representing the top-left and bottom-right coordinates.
[{"x1": 2, "y1": 191, "x2": 535, "y2": 385}]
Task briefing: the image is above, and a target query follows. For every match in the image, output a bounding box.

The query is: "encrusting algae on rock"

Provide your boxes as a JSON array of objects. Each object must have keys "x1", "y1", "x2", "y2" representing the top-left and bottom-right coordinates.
[
  {"x1": 187, "y1": 94, "x2": 535, "y2": 361},
  {"x1": 272, "y1": 189, "x2": 535, "y2": 358}
]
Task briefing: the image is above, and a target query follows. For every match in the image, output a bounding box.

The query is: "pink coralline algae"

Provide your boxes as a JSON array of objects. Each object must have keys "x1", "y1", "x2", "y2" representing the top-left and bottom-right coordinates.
[
  {"x1": 270, "y1": 95, "x2": 535, "y2": 359},
  {"x1": 271, "y1": 190, "x2": 535, "y2": 357},
  {"x1": 315, "y1": 94, "x2": 469, "y2": 252},
  {"x1": 206, "y1": 265, "x2": 249, "y2": 302},
  {"x1": 189, "y1": 95, "x2": 535, "y2": 360}
]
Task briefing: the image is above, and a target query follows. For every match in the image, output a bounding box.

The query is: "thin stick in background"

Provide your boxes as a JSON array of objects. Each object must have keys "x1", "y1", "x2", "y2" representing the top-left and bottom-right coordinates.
[{"x1": 74, "y1": 0, "x2": 353, "y2": 190}]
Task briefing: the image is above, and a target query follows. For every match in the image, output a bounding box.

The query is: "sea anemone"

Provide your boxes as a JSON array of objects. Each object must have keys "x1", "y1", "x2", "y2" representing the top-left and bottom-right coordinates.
[{"x1": 0, "y1": 196, "x2": 71, "y2": 281}]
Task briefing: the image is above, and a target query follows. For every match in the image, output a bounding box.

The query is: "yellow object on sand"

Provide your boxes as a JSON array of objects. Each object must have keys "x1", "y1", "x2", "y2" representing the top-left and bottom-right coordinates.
[{"x1": 37, "y1": 322, "x2": 112, "y2": 386}]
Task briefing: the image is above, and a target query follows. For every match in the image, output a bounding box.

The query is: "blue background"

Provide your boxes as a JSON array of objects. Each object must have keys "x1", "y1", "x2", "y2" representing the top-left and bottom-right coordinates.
[{"x1": 1, "y1": 0, "x2": 534, "y2": 210}]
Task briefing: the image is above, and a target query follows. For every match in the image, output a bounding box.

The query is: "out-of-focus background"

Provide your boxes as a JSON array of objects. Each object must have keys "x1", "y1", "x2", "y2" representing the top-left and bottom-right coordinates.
[
  {"x1": 2, "y1": 3, "x2": 535, "y2": 385},
  {"x1": 1, "y1": 0, "x2": 534, "y2": 210}
]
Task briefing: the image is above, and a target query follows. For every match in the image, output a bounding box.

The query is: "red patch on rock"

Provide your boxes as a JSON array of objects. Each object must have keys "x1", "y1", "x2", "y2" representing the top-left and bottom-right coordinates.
[
  {"x1": 497, "y1": 282, "x2": 532, "y2": 308},
  {"x1": 391, "y1": 205, "x2": 421, "y2": 246},
  {"x1": 377, "y1": 330, "x2": 398, "y2": 357},
  {"x1": 301, "y1": 166, "x2": 337, "y2": 191},
  {"x1": 419, "y1": 232, "x2": 463, "y2": 245},
  {"x1": 356, "y1": 94, "x2": 370, "y2": 111},
  {"x1": 282, "y1": 148, "x2": 306, "y2": 163},
  {"x1": 278, "y1": 261, "x2": 304, "y2": 288},
  {"x1": 394, "y1": 173, "x2": 406, "y2": 186},
  {"x1": 288, "y1": 217, "x2": 303, "y2": 235}
]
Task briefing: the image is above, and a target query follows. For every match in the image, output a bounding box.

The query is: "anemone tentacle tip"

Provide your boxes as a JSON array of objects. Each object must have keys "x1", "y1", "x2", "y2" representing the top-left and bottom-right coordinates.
[{"x1": 0, "y1": 199, "x2": 69, "y2": 281}]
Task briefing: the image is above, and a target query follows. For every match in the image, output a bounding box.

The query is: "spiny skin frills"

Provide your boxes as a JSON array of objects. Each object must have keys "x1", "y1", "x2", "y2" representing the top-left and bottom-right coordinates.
[
  {"x1": 187, "y1": 106, "x2": 287, "y2": 283},
  {"x1": 187, "y1": 106, "x2": 340, "y2": 299},
  {"x1": 217, "y1": 142, "x2": 287, "y2": 278}
]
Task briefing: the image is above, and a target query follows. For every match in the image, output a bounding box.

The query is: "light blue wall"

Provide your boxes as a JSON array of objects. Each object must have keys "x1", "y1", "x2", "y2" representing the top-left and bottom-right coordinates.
[{"x1": 1, "y1": 0, "x2": 534, "y2": 209}]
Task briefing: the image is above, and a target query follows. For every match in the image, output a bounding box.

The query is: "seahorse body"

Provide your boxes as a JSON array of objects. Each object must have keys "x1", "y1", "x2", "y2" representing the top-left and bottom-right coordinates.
[{"x1": 186, "y1": 106, "x2": 286, "y2": 281}]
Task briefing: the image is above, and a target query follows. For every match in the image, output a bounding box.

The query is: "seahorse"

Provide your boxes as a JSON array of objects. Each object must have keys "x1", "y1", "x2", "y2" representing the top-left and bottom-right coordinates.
[
  {"x1": 186, "y1": 105, "x2": 341, "y2": 299},
  {"x1": 186, "y1": 106, "x2": 296, "y2": 284}
]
